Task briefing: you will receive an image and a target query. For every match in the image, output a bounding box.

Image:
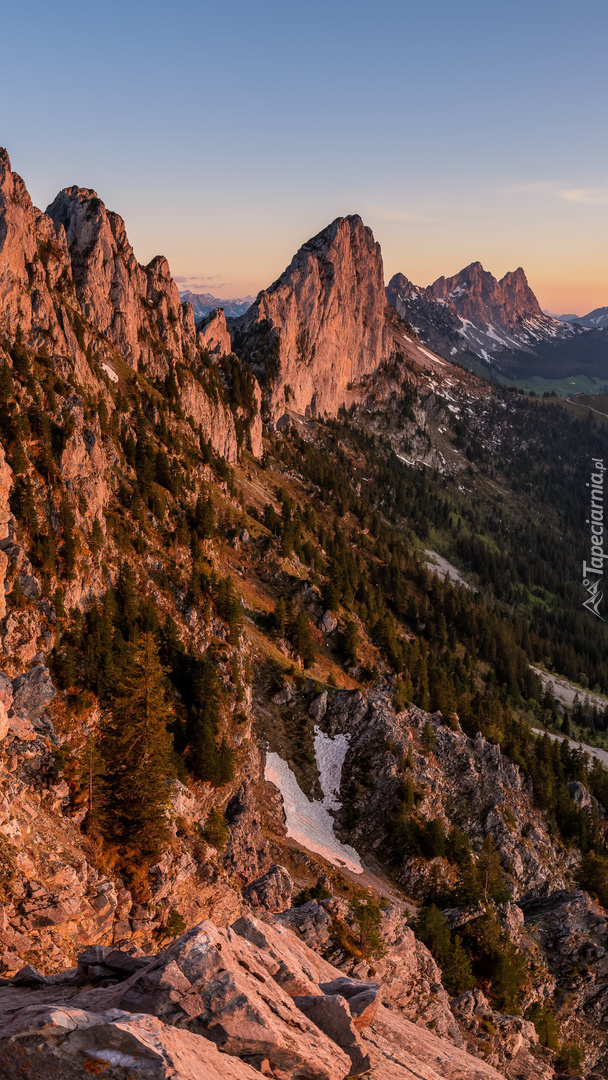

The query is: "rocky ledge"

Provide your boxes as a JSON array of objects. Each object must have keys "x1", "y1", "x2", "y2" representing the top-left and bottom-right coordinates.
[{"x1": 0, "y1": 913, "x2": 508, "y2": 1080}]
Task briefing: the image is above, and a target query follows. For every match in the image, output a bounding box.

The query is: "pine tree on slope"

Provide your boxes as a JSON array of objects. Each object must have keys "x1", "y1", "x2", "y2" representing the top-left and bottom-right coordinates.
[{"x1": 99, "y1": 632, "x2": 174, "y2": 868}]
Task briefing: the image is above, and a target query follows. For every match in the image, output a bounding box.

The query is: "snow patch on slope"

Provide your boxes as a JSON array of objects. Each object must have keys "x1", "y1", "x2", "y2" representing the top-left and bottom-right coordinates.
[
  {"x1": 314, "y1": 728, "x2": 350, "y2": 811},
  {"x1": 102, "y1": 363, "x2": 119, "y2": 383},
  {"x1": 264, "y1": 731, "x2": 363, "y2": 873}
]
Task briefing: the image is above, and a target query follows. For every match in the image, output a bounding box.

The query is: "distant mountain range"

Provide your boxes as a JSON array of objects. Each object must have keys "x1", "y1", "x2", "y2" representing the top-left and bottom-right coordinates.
[
  {"x1": 556, "y1": 307, "x2": 608, "y2": 330},
  {"x1": 179, "y1": 289, "x2": 254, "y2": 320},
  {"x1": 386, "y1": 263, "x2": 580, "y2": 373},
  {"x1": 384, "y1": 263, "x2": 608, "y2": 385}
]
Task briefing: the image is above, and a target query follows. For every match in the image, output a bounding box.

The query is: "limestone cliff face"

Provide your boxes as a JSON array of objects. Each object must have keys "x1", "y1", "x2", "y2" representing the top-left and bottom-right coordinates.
[
  {"x1": 0, "y1": 445, "x2": 12, "y2": 621},
  {"x1": 244, "y1": 377, "x2": 264, "y2": 458},
  {"x1": 231, "y1": 215, "x2": 392, "y2": 421},
  {"x1": 0, "y1": 149, "x2": 261, "y2": 461},
  {"x1": 197, "y1": 307, "x2": 232, "y2": 356},
  {"x1": 47, "y1": 187, "x2": 194, "y2": 380},
  {"x1": 180, "y1": 374, "x2": 239, "y2": 462},
  {"x1": 0, "y1": 150, "x2": 88, "y2": 379}
]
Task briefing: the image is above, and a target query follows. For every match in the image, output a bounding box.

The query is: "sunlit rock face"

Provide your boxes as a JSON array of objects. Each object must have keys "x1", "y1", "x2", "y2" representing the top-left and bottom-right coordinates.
[
  {"x1": 0, "y1": 149, "x2": 260, "y2": 462},
  {"x1": 231, "y1": 215, "x2": 393, "y2": 422}
]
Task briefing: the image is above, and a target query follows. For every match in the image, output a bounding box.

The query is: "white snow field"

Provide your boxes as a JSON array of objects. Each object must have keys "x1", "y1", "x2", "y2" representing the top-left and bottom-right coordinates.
[
  {"x1": 102, "y1": 363, "x2": 119, "y2": 383},
  {"x1": 313, "y1": 728, "x2": 350, "y2": 811},
  {"x1": 264, "y1": 728, "x2": 363, "y2": 874}
]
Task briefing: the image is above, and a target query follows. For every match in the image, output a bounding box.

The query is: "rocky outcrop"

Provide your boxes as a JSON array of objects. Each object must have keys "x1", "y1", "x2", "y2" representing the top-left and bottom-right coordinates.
[
  {"x1": 0, "y1": 149, "x2": 261, "y2": 463},
  {"x1": 231, "y1": 215, "x2": 401, "y2": 422},
  {"x1": 180, "y1": 373, "x2": 239, "y2": 462},
  {"x1": 223, "y1": 779, "x2": 272, "y2": 883},
  {"x1": 46, "y1": 187, "x2": 190, "y2": 380},
  {"x1": 0, "y1": 443, "x2": 13, "y2": 620},
  {"x1": 450, "y1": 990, "x2": 548, "y2": 1080},
  {"x1": 0, "y1": 914, "x2": 510, "y2": 1080},
  {"x1": 274, "y1": 900, "x2": 334, "y2": 950},
  {"x1": 247, "y1": 377, "x2": 264, "y2": 456},
  {"x1": 347, "y1": 902, "x2": 461, "y2": 1045},
  {"x1": 522, "y1": 890, "x2": 608, "y2": 1071},
  {"x1": 0, "y1": 1007, "x2": 262, "y2": 1080},
  {"x1": 317, "y1": 692, "x2": 574, "y2": 900},
  {"x1": 0, "y1": 150, "x2": 90, "y2": 382},
  {"x1": 75, "y1": 919, "x2": 353, "y2": 1079},
  {"x1": 242, "y1": 864, "x2": 293, "y2": 912},
  {"x1": 273, "y1": 897, "x2": 555, "y2": 1079},
  {"x1": 294, "y1": 993, "x2": 372, "y2": 1075},
  {"x1": 198, "y1": 307, "x2": 232, "y2": 356}
]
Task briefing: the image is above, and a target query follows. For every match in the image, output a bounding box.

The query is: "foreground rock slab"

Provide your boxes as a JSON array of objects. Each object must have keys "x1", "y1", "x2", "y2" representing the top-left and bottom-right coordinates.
[
  {"x1": 104, "y1": 921, "x2": 350, "y2": 1078},
  {"x1": 0, "y1": 1005, "x2": 261, "y2": 1079},
  {"x1": 0, "y1": 915, "x2": 511, "y2": 1080}
]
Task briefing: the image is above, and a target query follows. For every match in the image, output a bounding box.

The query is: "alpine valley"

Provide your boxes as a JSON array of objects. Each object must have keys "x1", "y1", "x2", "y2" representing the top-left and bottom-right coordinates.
[{"x1": 1, "y1": 148, "x2": 608, "y2": 1080}]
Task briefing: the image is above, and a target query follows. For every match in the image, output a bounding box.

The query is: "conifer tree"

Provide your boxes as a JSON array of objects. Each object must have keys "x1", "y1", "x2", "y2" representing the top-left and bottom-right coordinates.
[
  {"x1": 421, "y1": 720, "x2": 437, "y2": 753},
  {"x1": 478, "y1": 833, "x2": 510, "y2": 902},
  {"x1": 217, "y1": 736, "x2": 235, "y2": 785},
  {"x1": 187, "y1": 655, "x2": 223, "y2": 783},
  {"x1": 274, "y1": 596, "x2": 287, "y2": 635},
  {"x1": 202, "y1": 806, "x2": 229, "y2": 850},
  {"x1": 99, "y1": 632, "x2": 174, "y2": 866},
  {"x1": 295, "y1": 610, "x2": 316, "y2": 668},
  {"x1": 10, "y1": 438, "x2": 27, "y2": 474},
  {"x1": 413, "y1": 904, "x2": 474, "y2": 995},
  {"x1": 195, "y1": 493, "x2": 215, "y2": 539},
  {"x1": 0, "y1": 360, "x2": 13, "y2": 401},
  {"x1": 342, "y1": 620, "x2": 359, "y2": 665},
  {"x1": 78, "y1": 732, "x2": 105, "y2": 825},
  {"x1": 11, "y1": 476, "x2": 37, "y2": 533}
]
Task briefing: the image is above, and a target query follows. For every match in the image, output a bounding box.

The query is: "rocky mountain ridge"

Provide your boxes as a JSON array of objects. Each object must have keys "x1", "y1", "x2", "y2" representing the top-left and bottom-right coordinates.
[
  {"x1": 386, "y1": 263, "x2": 579, "y2": 372},
  {"x1": 0, "y1": 150, "x2": 261, "y2": 463},
  {"x1": 0, "y1": 912, "x2": 521, "y2": 1080},
  {"x1": 558, "y1": 307, "x2": 608, "y2": 330}
]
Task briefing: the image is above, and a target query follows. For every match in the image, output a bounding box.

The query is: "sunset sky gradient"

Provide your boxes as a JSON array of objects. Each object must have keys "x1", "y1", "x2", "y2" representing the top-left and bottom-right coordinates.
[{"x1": 3, "y1": 0, "x2": 606, "y2": 314}]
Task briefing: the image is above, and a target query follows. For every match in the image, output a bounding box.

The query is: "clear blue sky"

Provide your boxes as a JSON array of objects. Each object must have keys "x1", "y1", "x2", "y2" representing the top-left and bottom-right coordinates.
[{"x1": 3, "y1": 0, "x2": 607, "y2": 312}]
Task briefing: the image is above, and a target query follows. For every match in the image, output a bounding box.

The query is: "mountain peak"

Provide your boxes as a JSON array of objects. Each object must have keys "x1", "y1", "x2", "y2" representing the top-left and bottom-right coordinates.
[
  {"x1": 298, "y1": 214, "x2": 373, "y2": 259},
  {"x1": 461, "y1": 260, "x2": 485, "y2": 274},
  {"x1": 231, "y1": 214, "x2": 389, "y2": 420},
  {"x1": 499, "y1": 265, "x2": 529, "y2": 288},
  {"x1": 427, "y1": 260, "x2": 543, "y2": 328},
  {"x1": 387, "y1": 258, "x2": 576, "y2": 365},
  {"x1": 57, "y1": 184, "x2": 101, "y2": 203}
]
